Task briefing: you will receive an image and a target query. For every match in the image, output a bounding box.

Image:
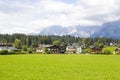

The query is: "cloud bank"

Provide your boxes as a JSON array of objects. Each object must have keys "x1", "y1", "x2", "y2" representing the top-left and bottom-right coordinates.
[{"x1": 0, "y1": 0, "x2": 120, "y2": 33}]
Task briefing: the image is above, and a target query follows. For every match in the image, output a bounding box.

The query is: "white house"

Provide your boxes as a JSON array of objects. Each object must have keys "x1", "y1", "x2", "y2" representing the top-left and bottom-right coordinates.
[
  {"x1": 66, "y1": 45, "x2": 82, "y2": 54},
  {"x1": 36, "y1": 44, "x2": 60, "y2": 53}
]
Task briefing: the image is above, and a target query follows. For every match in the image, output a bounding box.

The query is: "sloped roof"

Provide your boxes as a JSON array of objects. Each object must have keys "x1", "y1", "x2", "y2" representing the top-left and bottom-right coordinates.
[
  {"x1": 90, "y1": 46, "x2": 102, "y2": 50},
  {"x1": 0, "y1": 46, "x2": 17, "y2": 50},
  {"x1": 37, "y1": 44, "x2": 59, "y2": 50},
  {"x1": 115, "y1": 48, "x2": 120, "y2": 51}
]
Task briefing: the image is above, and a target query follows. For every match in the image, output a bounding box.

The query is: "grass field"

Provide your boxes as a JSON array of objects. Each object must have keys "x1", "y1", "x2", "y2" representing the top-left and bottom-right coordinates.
[
  {"x1": 0, "y1": 54, "x2": 120, "y2": 80},
  {"x1": 103, "y1": 46, "x2": 116, "y2": 52}
]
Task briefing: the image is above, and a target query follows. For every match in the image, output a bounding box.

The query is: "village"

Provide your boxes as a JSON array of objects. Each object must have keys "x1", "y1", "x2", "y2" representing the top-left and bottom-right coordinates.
[{"x1": 0, "y1": 42, "x2": 120, "y2": 55}]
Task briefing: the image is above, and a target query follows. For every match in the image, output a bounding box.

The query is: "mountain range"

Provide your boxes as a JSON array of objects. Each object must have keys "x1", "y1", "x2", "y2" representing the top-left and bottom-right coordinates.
[
  {"x1": 39, "y1": 20, "x2": 120, "y2": 38},
  {"x1": 92, "y1": 20, "x2": 120, "y2": 38}
]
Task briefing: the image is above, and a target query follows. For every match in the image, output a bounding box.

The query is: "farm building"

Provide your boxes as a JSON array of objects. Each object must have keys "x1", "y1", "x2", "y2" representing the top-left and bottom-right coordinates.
[
  {"x1": 90, "y1": 46, "x2": 102, "y2": 53},
  {"x1": 0, "y1": 43, "x2": 17, "y2": 51},
  {"x1": 113, "y1": 48, "x2": 120, "y2": 54},
  {"x1": 36, "y1": 44, "x2": 60, "y2": 53}
]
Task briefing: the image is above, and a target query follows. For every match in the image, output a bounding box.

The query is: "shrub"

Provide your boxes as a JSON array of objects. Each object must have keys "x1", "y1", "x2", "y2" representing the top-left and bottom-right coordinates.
[
  {"x1": 43, "y1": 48, "x2": 50, "y2": 54},
  {"x1": 28, "y1": 50, "x2": 32, "y2": 54},
  {"x1": 103, "y1": 50, "x2": 112, "y2": 55},
  {"x1": 82, "y1": 49, "x2": 89, "y2": 54},
  {"x1": 22, "y1": 46, "x2": 28, "y2": 51},
  {"x1": 0, "y1": 50, "x2": 8, "y2": 55},
  {"x1": 8, "y1": 51, "x2": 16, "y2": 54}
]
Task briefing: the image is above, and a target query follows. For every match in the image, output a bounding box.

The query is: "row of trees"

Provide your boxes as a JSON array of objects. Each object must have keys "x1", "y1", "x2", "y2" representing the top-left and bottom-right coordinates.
[{"x1": 0, "y1": 33, "x2": 120, "y2": 49}]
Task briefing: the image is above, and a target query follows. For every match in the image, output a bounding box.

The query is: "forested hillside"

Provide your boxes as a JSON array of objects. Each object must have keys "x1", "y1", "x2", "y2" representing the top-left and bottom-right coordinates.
[{"x1": 0, "y1": 34, "x2": 120, "y2": 48}]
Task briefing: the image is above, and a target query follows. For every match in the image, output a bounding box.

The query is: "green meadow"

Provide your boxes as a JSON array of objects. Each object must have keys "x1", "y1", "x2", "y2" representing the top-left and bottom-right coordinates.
[
  {"x1": 0, "y1": 54, "x2": 120, "y2": 80},
  {"x1": 103, "y1": 46, "x2": 117, "y2": 52}
]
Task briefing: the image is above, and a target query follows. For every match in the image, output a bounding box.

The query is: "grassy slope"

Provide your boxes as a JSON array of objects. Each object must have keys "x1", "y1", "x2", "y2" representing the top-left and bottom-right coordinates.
[
  {"x1": 0, "y1": 54, "x2": 120, "y2": 80},
  {"x1": 103, "y1": 46, "x2": 116, "y2": 52}
]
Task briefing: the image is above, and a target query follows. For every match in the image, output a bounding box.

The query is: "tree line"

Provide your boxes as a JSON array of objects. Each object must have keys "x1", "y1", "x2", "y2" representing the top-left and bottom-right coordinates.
[{"x1": 0, "y1": 33, "x2": 120, "y2": 48}]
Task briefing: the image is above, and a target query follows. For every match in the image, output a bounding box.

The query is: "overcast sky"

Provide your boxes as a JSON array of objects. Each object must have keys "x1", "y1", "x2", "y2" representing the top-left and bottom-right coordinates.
[{"x1": 0, "y1": 0, "x2": 120, "y2": 34}]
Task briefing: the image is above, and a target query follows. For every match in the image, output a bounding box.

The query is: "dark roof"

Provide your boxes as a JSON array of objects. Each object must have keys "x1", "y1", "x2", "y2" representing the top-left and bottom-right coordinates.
[
  {"x1": 90, "y1": 46, "x2": 102, "y2": 50},
  {"x1": 45, "y1": 45, "x2": 59, "y2": 49},
  {"x1": 37, "y1": 45, "x2": 59, "y2": 49}
]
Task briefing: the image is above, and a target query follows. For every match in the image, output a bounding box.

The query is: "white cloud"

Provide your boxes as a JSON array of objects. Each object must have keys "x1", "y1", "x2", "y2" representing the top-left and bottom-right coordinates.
[{"x1": 0, "y1": 0, "x2": 120, "y2": 33}]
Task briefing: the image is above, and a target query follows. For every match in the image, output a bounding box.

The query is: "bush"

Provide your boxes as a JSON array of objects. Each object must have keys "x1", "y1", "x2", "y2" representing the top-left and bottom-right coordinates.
[
  {"x1": 22, "y1": 46, "x2": 28, "y2": 51},
  {"x1": 8, "y1": 51, "x2": 16, "y2": 54},
  {"x1": 0, "y1": 50, "x2": 28, "y2": 55},
  {"x1": 93, "y1": 52, "x2": 102, "y2": 54},
  {"x1": 103, "y1": 50, "x2": 112, "y2": 55},
  {"x1": 28, "y1": 50, "x2": 32, "y2": 54},
  {"x1": 43, "y1": 48, "x2": 50, "y2": 54},
  {"x1": 82, "y1": 49, "x2": 89, "y2": 54},
  {"x1": 0, "y1": 50, "x2": 8, "y2": 55}
]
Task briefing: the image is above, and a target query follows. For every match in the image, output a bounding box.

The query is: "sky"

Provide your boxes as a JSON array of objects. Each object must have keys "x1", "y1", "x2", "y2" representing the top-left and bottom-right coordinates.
[{"x1": 0, "y1": 0, "x2": 120, "y2": 34}]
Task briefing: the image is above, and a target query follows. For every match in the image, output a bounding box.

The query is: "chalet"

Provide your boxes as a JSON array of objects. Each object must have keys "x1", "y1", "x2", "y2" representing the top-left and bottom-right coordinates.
[
  {"x1": 90, "y1": 46, "x2": 102, "y2": 53},
  {"x1": 66, "y1": 45, "x2": 82, "y2": 54},
  {"x1": 36, "y1": 44, "x2": 60, "y2": 53},
  {"x1": 113, "y1": 48, "x2": 120, "y2": 54},
  {"x1": 46, "y1": 45, "x2": 60, "y2": 53},
  {"x1": 0, "y1": 43, "x2": 17, "y2": 51}
]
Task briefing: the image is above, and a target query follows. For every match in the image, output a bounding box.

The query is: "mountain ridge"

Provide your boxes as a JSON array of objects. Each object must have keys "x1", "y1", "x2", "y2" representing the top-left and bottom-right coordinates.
[
  {"x1": 92, "y1": 20, "x2": 120, "y2": 38},
  {"x1": 39, "y1": 20, "x2": 120, "y2": 38},
  {"x1": 40, "y1": 25, "x2": 101, "y2": 38}
]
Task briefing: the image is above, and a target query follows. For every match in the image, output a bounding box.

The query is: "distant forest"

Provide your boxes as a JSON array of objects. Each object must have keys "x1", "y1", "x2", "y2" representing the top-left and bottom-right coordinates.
[{"x1": 0, "y1": 34, "x2": 120, "y2": 47}]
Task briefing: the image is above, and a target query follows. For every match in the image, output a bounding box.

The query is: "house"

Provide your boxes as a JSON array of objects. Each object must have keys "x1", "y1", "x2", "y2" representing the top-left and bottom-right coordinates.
[
  {"x1": 46, "y1": 45, "x2": 60, "y2": 53},
  {"x1": 66, "y1": 46, "x2": 76, "y2": 53},
  {"x1": 0, "y1": 43, "x2": 17, "y2": 51},
  {"x1": 36, "y1": 44, "x2": 60, "y2": 53},
  {"x1": 36, "y1": 44, "x2": 46, "y2": 53},
  {"x1": 90, "y1": 46, "x2": 102, "y2": 53},
  {"x1": 66, "y1": 45, "x2": 82, "y2": 54},
  {"x1": 110, "y1": 42, "x2": 117, "y2": 46},
  {"x1": 113, "y1": 48, "x2": 120, "y2": 54}
]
